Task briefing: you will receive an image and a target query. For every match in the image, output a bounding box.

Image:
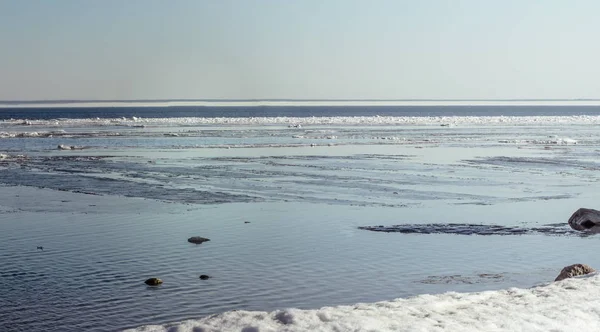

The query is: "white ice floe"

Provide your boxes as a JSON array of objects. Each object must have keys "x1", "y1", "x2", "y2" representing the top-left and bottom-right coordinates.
[
  {"x1": 0, "y1": 130, "x2": 68, "y2": 138},
  {"x1": 499, "y1": 137, "x2": 578, "y2": 145},
  {"x1": 57, "y1": 144, "x2": 86, "y2": 150},
  {"x1": 560, "y1": 138, "x2": 578, "y2": 144},
  {"x1": 4, "y1": 115, "x2": 600, "y2": 128},
  {"x1": 372, "y1": 136, "x2": 405, "y2": 141},
  {"x1": 129, "y1": 273, "x2": 600, "y2": 332},
  {"x1": 0, "y1": 153, "x2": 26, "y2": 160}
]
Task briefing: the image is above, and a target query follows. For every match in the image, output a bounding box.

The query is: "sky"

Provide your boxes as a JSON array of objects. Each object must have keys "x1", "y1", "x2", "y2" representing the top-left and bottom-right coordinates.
[{"x1": 1, "y1": 0, "x2": 599, "y2": 101}]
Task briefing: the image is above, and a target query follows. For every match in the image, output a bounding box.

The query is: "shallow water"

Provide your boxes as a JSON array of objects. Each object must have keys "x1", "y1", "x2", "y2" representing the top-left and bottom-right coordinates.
[{"x1": 1, "y1": 108, "x2": 600, "y2": 331}]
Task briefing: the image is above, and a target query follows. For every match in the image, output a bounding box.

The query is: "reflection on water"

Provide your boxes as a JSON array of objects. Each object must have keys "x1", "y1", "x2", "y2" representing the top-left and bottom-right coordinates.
[{"x1": 3, "y1": 197, "x2": 600, "y2": 332}]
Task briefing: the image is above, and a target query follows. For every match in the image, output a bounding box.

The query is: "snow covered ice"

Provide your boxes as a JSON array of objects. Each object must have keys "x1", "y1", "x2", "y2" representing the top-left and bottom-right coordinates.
[{"x1": 129, "y1": 273, "x2": 600, "y2": 332}]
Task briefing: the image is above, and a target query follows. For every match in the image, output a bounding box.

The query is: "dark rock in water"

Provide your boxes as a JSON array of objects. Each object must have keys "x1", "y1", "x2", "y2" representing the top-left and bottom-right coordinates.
[
  {"x1": 144, "y1": 278, "x2": 163, "y2": 286},
  {"x1": 244, "y1": 221, "x2": 251, "y2": 224},
  {"x1": 358, "y1": 223, "x2": 580, "y2": 236},
  {"x1": 568, "y1": 208, "x2": 600, "y2": 233},
  {"x1": 199, "y1": 275, "x2": 211, "y2": 280},
  {"x1": 555, "y1": 264, "x2": 596, "y2": 281},
  {"x1": 188, "y1": 236, "x2": 210, "y2": 244}
]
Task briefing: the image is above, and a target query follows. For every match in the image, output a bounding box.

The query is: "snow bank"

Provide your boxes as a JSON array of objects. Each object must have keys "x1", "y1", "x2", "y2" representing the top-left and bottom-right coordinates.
[{"x1": 128, "y1": 273, "x2": 600, "y2": 332}]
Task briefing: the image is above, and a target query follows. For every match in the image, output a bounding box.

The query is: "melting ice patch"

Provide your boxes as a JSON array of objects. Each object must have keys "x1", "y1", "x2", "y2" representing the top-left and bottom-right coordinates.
[
  {"x1": 498, "y1": 137, "x2": 578, "y2": 145},
  {"x1": 418, "y1": 273, "x2": 506, "y2": 285},
  {"x1": 358, "y1": 223, "x2": 581, "y2": 236},
  {"x1": 464, "y1": 156, "x2": 600, "y2": 172},
  {"x1": 128, "y1": 274, "x2": 600, "y2": 332}
]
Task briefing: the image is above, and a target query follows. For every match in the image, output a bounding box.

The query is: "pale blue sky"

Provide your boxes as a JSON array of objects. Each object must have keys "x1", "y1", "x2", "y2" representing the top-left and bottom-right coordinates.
[{"x1": 1, "y1": 0, "x2": 599, "y2": 100}]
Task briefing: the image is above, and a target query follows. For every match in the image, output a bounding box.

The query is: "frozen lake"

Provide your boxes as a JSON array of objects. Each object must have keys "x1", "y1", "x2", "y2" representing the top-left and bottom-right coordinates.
[{"x1": 1, "y1": 107, "x2": 600, "y2": 331}]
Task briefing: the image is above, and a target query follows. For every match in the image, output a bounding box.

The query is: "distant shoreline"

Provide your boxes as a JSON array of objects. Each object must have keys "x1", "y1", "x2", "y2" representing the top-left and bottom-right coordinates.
[{"x1": 2, "y1": 99, "x2": 600, "y2": 108}]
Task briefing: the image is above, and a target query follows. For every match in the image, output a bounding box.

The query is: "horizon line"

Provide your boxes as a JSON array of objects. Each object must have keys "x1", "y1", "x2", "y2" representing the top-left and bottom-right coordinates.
[{"x1": 2, "y1": 98, "x2": 600, "y2": 104}]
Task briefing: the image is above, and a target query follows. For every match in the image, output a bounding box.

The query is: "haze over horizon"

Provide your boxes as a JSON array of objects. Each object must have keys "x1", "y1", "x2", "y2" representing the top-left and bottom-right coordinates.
[{"x1": 1, "y1": 0, "x2": 599, "y2": 101}]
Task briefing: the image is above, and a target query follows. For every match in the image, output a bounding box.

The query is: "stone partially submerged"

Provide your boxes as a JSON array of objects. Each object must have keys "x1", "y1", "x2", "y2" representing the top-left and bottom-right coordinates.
[
  {"x1": 188, "y1": 236, "x2": 210, "y2": 244},
  {"x1": 555, "y1": 264, "x2": 596, "y2": 281},
  {"x1": 144, "y1": 278, "x2": 163, "y2": 286},
  {"x1": 568, "y1": 208, "x2": 600, "y2": 233}
]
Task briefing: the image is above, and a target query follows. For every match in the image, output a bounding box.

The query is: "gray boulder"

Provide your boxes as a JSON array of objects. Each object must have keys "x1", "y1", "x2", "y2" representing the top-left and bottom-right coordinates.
[
  {"x1": 555, "y1": 264, "x2": 595, "y2": 281},
  {"x1": 568, "y1": 208, "x2": 600, "y2": 233}
]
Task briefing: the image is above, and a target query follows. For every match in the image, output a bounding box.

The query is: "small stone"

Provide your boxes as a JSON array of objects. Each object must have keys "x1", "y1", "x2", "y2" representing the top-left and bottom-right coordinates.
[
  {"x1": 555, "y1": 264, "x2": 595, "y2": 281},
  {"x1": 199, "y1": 275, "x2": 211, "y2": 280},
  {"x1": 145, "y1": 278, "x2": 163, "y2": 286},
  {"x1": 188, "y1": 236, "x2": 210, "y2": 244}
]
